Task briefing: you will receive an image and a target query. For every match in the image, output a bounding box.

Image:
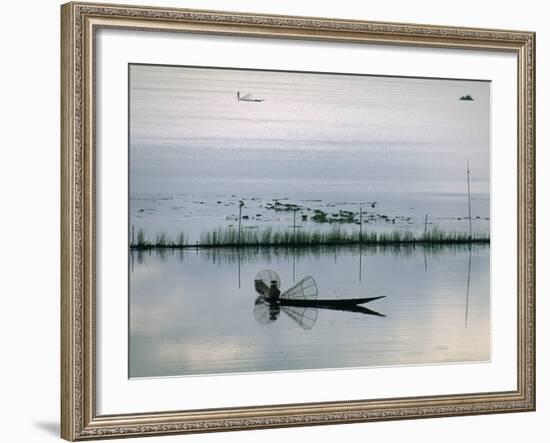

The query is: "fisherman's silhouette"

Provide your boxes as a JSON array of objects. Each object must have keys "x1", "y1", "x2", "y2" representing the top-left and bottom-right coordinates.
[
  {"x1": 268, "y1": 280, "x2": 281, "y2": 300},
  {"x1": 253, "y1": 270, "x2": 386, "y2": 330}
]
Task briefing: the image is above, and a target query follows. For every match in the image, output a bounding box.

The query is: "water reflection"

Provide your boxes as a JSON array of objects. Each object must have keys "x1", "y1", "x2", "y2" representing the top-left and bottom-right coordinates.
[
  {"x1": 131, "y1": 243, "x2": 484, "y2": 295},
  {"x1": 132, "y1": 243, "x2": 486, "y2": 265},
  {"x1": 465, "y1": 246, "x2": 472, "y2": 327},
  {"x1": 129, "y1": 244, "x2": 489, "y2": 377},
  {"x1": 253, "y1": 269, "x2": 385, "y2": 330}
]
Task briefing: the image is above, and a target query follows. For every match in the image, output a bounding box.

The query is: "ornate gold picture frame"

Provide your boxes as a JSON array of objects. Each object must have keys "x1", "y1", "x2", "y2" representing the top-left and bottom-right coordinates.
[{"x1": 61, "y1": 2, "x2": 535, "y2": 440}]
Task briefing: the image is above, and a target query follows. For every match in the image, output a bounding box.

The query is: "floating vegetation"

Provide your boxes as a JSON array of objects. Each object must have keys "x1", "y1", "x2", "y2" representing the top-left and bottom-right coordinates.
[
  {"x1": 263, "y1": 204, "x2": 413, "y2": 225},
  {"x1": 130, "y1": 226, "x2": 489, "y2": 249},
  {"x1": 311, "y1": 209, "x2": 329, "y2": 223},
  {"x1": 264, "y1": 200, "x2": 302, "y2": 212}
]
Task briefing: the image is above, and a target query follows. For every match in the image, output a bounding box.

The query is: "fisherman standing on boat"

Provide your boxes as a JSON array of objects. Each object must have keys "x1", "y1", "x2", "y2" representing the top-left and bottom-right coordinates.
[{"x1": 268, "y1": 280, "x2": 281, "y2": 301}]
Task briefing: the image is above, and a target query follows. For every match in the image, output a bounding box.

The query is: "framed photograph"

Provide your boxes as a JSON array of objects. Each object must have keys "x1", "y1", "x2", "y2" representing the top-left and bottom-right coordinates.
[{"x1": 61, "y1": 2, "x2": 536, "y2": 440}]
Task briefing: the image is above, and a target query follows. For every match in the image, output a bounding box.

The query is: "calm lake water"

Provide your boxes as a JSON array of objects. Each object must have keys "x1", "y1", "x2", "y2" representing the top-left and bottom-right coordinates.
[
  {"x1": 128, "y1": 65, "x2": 491, "y2": 378},
  {"x1": 129, "y1": 244, "x2": 490, "y2": 378},
  {"x1": 129, "y1": 65, "x2": 491, "y2": 244}
]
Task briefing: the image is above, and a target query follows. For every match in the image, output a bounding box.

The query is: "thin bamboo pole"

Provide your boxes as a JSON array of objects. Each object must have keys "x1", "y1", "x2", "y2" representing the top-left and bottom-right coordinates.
[
  {"x1": 467, "y1": 160, "x2": 472, "y2": 242},
  {"x1": 424, "y1": 214, "x2": 428, "y2": 239},
  {"x1": 359, "y1": 207, "x2": 363, "y2": 243},
  {"x1": 238, "y1": 200, "x2": 244, "y2": 244}
]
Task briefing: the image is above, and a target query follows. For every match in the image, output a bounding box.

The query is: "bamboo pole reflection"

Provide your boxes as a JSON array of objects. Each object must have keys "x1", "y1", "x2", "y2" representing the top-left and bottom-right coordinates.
[
  {"x1": 465, "y1": 246, "x2": 472, "y2": 327},
  {"x1": 423, "y1": 246, "x2": 428, "y2": 272},
  {"x1": 292, "y1": 247, "x2": 296, "y2": 283},
  {"x1": 359, "y1": 244, "x2": 362, "y2": 282},
  {"x1": 238, "y1": 249, "x2": 241, "y2": 289}
]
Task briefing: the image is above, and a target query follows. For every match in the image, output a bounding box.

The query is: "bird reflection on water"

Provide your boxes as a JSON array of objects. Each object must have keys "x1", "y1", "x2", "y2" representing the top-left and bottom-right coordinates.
[{"x1": 252, "y1": 269, "x2": 385, "y2": 330}]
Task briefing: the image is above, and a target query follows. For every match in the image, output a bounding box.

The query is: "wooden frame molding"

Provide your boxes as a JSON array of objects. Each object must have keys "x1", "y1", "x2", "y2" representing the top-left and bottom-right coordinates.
[{"x1": 61, "y1": 2, "x2": 535, "y2": 440}]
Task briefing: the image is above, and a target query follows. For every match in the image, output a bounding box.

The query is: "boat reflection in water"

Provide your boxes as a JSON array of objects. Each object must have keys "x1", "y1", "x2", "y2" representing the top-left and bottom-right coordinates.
[{"x1": 253, "y1": 269, "x2": 386, "y2": 330}]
